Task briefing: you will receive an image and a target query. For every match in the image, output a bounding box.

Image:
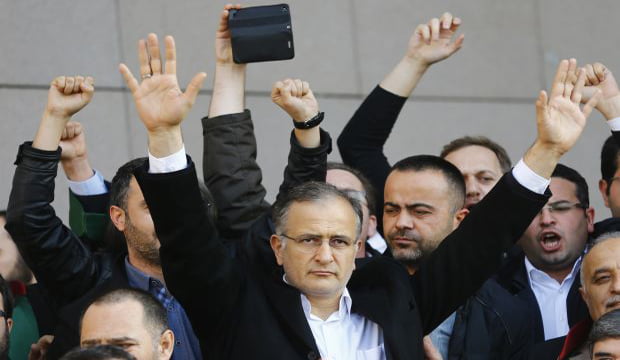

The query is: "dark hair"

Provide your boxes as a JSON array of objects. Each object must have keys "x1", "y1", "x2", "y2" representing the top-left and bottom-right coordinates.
[
  {"x1": 0, "y1": 275, "x2": 13, "y2": 319},
  {"x1": 390, "y1": 155, "x2": 466, "y2": 212},
  {"x1": 589, "y1": 309, "x2": 620, "y2": 353},
  {"x1": 272, "y1": 181, "x2": 363, "y2": 240},
  {"x1": 440, "y1": 136, "x2": 512, "y2": 173},
  {"x1": 81, "y1": 288, "x2": 168, "y2": 339},
  {"x1": 552, "y1": 164, "x2": 590, "y2": 207},
  {"x1": 600, "y1": 135, "x2": 620, "y2": 194},
  {"x1": 326, "y1": 162, "x2": 377, "y2": 216},
  {"x1": 0, "y1": 210, "x2": 5, "y2": 219},
  {"x1": 107, "y1": 158, "x2": 217, "y2": 250},
  {"x1": 109, "y1": 158, "x2": 148, "y2": 211},
  {"x1": 60, "y1": 345, "x2": 136, "y2": 360}
]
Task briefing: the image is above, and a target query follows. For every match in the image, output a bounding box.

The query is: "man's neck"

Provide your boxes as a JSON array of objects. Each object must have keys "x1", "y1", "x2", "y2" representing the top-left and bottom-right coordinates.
[
  {"x1": 544, "y1": 267, "x2": 573, "y2": 284},
  {"x1": 127, "y1": 253, "x2": 164, "y2": 283},
  {"x1": 306, "y1": 293, "x2": 342, "y2": 321}
]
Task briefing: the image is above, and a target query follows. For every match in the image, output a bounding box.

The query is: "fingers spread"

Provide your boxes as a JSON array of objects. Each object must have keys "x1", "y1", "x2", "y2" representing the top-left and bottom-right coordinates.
[
  {"x1": 583, "y1": 89, "x2": 601, "y2": 118},
  {"x1": 147, "y1": 33, "x2": 162, "y2": 75},
  {"x1": 164, "y1": 35, "x2": 177, "y2": 75},
  {"x1": 184, "y1": 72, "x2": 207, "y2": 105},
  {"x1": 550, "y1": 59, "x2": 569, "y2": 99},
  {"x1": 138, "y1": 39, "x2": 151, "y2": 78},
  {"x1": 119, "y1": 64, "x2": 139, "y2": 94},
  {"x1": 571, "y1": 68, "x2": 586, "y2": 103}
]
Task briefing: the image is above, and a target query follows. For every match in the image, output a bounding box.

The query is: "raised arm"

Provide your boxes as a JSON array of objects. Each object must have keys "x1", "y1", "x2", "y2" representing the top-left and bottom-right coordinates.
[
  {"x1": 60, "y1": 122, "x2": 110, "y2": 248},
  {"x1": 120, "y1": 34, "x2": 241, "y2": 340},
  {"x1": 203, "y1": 5, "x2": 270, "y2": 242},
  {"x1": 271, "y1": 78, "x2": 332, "y2": 202},
  {"x1": 413, "y1": 59, "x2": 600, "y2": 332},
  {"x1": 5, "y1": 76, "x2": 103, "y2": 305},
  {"x1": 338, "y1": 13, "x2": 463, "y2": 224}
]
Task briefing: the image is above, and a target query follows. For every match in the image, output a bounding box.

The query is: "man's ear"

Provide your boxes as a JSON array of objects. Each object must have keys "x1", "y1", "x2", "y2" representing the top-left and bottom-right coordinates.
[
  {"x1": 159, "y1": 329, "x2": 174, "y2": 359},
  {"x1": 599, "y1": 179, "x2": 611, "y2": 208},
  {"x1": 453, "y1": 208, "x2": 469, "y2": 228},
  {"x1": 270, "y1": 235, "x2": 285, "y2": 266},
  {"x1": 367, "y1": 215, "x2": 378, "y2": 238},
  {"x1": 6, "y1": 318, "x2": 12, "y2": 333},
  {"x1": 109, "y1": 205, "x2": 126, "y2": 232}
]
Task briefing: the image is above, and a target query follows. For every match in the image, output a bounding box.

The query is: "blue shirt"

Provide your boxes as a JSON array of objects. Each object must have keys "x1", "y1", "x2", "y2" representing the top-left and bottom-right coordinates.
[{"x1": 125, "y1": 258, "x2": 202, "y2": 360}]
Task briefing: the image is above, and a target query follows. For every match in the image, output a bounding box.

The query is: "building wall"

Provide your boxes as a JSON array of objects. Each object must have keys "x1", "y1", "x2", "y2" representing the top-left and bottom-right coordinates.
[{"x1": 1, "y1": 0, "x2": 618, "y2": 223}]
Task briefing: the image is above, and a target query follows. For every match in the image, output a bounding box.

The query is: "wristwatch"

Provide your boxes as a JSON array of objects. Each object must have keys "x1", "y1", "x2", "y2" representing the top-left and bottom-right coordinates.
[{"x1": 293, "y1": 112, "x2": 324, "y2": 130}]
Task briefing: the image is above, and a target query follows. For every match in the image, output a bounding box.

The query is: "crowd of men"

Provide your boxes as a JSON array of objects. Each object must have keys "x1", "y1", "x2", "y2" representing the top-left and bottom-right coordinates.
[{"x1": 1, "y1": 5, "x2": 620, "y2": 360}]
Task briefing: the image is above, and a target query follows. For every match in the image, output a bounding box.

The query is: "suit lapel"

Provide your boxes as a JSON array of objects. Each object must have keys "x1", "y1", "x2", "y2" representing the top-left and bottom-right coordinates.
[{"x1": 261, "y1": 269, "x2": 319, "y2": 353}]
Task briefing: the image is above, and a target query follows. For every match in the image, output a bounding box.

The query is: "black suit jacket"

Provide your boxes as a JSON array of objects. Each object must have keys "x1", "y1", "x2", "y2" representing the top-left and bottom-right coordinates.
[
  {"x1": 134, "y1": 156, "x2": 548, "y2": 360},
  {"x1": 495, "y1": 254, "x2": 589, "y2": 343}
]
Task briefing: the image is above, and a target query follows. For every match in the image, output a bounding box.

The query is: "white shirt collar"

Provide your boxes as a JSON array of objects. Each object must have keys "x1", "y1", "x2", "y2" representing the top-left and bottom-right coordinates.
[
  {"x1": 283, "y1": 273, "x2": 352, "y2": 321},
  {"x1": 524, "y1": 255, "x2": 582, "y2": 286}
]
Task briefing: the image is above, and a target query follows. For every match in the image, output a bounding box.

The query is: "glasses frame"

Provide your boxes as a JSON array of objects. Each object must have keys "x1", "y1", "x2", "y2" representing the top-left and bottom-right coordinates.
[{"x1": 278, "y1": 233, "x2": 357, "y2": 254}]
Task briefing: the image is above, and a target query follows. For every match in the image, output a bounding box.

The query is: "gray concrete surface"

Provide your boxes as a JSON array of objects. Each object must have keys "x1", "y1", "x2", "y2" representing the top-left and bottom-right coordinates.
[{"x1": 1, "y1": 0, "x2": 617, "y2": 224}]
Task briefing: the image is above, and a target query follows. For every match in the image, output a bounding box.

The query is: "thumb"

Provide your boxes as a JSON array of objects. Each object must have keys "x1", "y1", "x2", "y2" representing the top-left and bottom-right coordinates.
[
  {"x1": 184, "y1": 72, "x2": 207, "y2": 105},
  {"x1": 535, "y1": 90, "x2": 548, "y2": 121}
]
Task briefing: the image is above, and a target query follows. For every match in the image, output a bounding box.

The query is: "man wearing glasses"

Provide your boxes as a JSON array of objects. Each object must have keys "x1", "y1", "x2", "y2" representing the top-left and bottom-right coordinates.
[{"x1": 497, "y1": 164, "x2": 592, "y2": 344}]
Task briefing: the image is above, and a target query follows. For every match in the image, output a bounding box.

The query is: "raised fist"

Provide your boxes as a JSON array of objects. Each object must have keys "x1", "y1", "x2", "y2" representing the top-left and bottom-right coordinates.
[{"x1": 271, "y1": 78, "x2": 319, "y2": 122}]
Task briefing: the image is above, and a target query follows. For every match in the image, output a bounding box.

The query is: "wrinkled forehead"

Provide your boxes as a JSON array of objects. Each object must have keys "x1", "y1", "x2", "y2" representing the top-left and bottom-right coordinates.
[
  {"x1": 584, "y1": 238, "x2": 620, "y2": 275},
  {"x1": 326, "y1": 169, "x2": 364, "y2": 193}
]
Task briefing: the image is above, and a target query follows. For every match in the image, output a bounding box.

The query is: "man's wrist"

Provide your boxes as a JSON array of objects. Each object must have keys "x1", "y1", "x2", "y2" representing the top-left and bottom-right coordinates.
[
  {"x1": 147, "y1": 126, "x2": 184, "y2": 158},
  {"x1": 401, "y1": 54, "x2": 431, "y2": 72},
  {"x1": 62, "y1": 156, "x2": 93, "y2": 182},
  {"x1": 600, "y1": 98, "x2": 620, "y2": 120}
]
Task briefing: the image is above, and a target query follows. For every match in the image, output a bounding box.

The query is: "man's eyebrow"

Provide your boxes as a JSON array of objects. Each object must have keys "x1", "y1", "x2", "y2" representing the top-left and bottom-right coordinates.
[
  {"x1": 82, "y1": 336, "x2": 138, "y2": 346},
  {"x1": 594, "y1": 351, "x2": 612, "y2": 357},
  {"x1": 384, "y1": 202, "x2": 400, "y2": 208},
  {"x1": 405, "y1": 203, "x2": 434, "y2": 211},
  {"x1": 591, "y1": 267, "x2": 612, "y2": 280}
]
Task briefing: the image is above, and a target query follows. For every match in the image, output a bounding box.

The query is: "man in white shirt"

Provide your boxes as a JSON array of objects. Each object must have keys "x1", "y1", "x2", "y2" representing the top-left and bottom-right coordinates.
[
  {"x1": 118, "y1": 29, "x2": 599, "y2": 359},
  {"x1": 511, "y1": 164, "x2": 594, "y2": 341}
]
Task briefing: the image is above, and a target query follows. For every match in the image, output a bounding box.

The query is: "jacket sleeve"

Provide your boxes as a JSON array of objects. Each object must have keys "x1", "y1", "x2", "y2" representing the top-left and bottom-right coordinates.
[
  {"x1": 134, "y1": 157, "x2": 242, "y2": 339},
  {"x1": 202, "y1": 110, "x2": 270, "y2": 242},
  {"x1": 5, "y1": 142, "x2": 104, "y2": 306},
  {"x1": 412, "y1": 171, "x2": 549, "y2": 333},
  {"x1": 69, "y1": 189, "x2": 110, "y2": 249},
  {"x1": 337, "y1": 86, "x2": 408, "y2": 226},
  {"x1": 274, "y1": 128, "x2": 332, "y2": 204}
]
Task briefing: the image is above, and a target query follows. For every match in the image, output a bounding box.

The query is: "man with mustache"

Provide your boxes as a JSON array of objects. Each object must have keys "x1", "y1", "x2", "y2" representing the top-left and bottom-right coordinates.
[{"x1": 529, "y1": 232, "x2": 620, "y2": 359}]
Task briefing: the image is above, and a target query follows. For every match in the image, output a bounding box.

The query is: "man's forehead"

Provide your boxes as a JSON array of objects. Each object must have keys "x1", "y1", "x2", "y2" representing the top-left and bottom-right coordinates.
[
  {"x1": 326, "y1": 169, "x2": 364, "y2": 192},
  {"x1": 385, "y1": 169, "x2": 453, "y2": 200},
  {"x1": 548, "y1": 177, "x2": 579, "y2": 201},
  {"x1": 444, "y1": 145, "x2": 502, "y2": 171},
  {"x1": 585, "y1": 238, "x2": 620, "y2": 274}
]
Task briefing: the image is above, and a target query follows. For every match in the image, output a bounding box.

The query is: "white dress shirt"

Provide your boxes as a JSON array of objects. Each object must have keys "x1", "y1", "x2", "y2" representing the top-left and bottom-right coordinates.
[
  {"x1": 301, "y1": 288, "x2": 385, "y2": 360},
  {"x1": 524, "y1": 256, "x2": 582, "y2": 340},
  {"x1": 146, "y1": 147, "x2": 551, "y2": 357}
]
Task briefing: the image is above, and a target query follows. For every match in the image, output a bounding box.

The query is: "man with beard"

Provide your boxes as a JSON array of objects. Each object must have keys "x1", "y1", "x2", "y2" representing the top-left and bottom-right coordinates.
[
  {"x1": 4, "y1": 75, "x2": 201, "y2": 359},
  {"x1": 497, "y1": 164, "x2": 592, "y2": 344}
]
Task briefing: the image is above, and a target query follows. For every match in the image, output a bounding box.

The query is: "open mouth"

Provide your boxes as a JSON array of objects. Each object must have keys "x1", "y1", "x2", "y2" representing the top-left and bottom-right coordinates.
[{"x1": 539, "y1": 232, "x2": 562, "y2": 252}]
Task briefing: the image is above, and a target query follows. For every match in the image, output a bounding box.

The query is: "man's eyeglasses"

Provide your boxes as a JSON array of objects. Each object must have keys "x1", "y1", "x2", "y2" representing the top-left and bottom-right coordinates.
[
  {"x1": 539, "y1": 201, "x2": 586, "y2": 215},
  {"x1": 278, "y1": 233, "x2": 356, "y2": 254},
  {"x1": 0, "y1": 310, "x2": 7, "y2": 319}
]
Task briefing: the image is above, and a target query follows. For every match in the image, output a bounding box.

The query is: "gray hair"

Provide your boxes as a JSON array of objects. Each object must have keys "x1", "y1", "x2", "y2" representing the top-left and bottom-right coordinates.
[
  {"x1": 589, "y1": 309, "x2": 620, "y2": 352},
  {"x1": 272, "y1": 181, "x2": 363, "y2": 242},
  {"x1": 581, "y1": 231, "x2": 620, "y2": 286}
]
